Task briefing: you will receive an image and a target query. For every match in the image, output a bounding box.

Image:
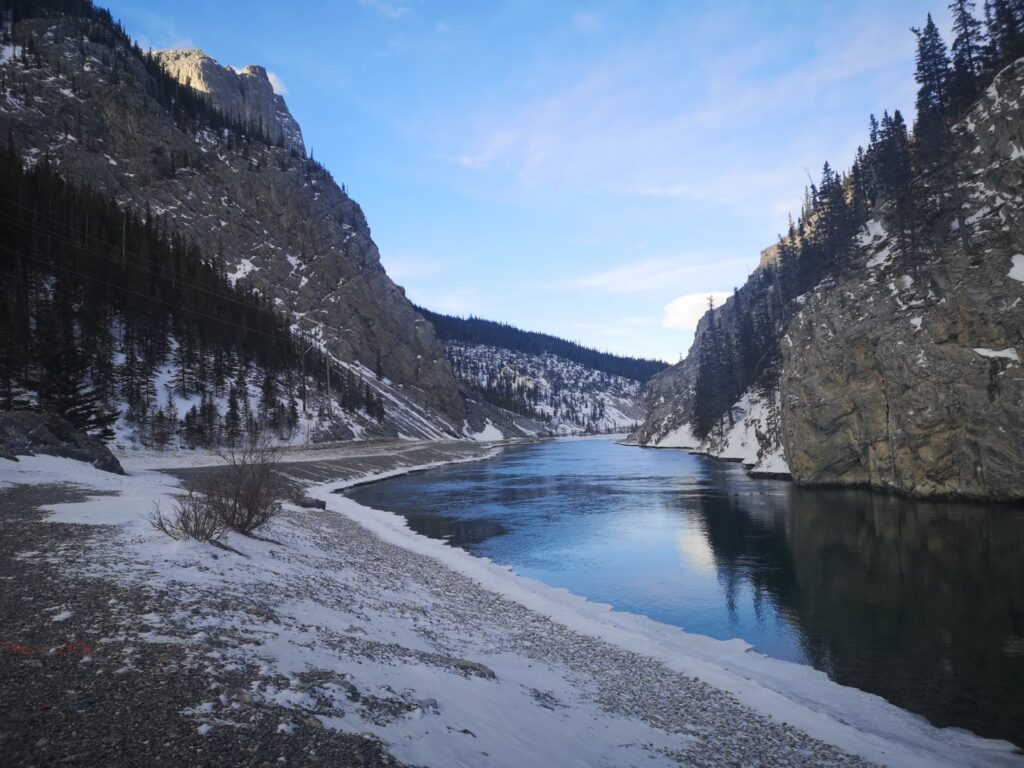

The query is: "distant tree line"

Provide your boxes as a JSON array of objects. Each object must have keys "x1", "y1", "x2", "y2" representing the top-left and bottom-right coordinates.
[
  {"x1": 689, "y1": 0, "x2": 1024, "y2": 440},
  {"x1": 417, "y1": 307, "x2": 668, "y2": 383}
]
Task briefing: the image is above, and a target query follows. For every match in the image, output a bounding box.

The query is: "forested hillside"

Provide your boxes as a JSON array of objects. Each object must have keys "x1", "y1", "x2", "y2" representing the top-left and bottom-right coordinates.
[
  {"x1": 0, "y1": 141, "x2": 387, "y2": 446},
  {"x1": 417, "y1": 307, "x2": 667, "y2": 383},
  {"x1": 0, "y1": 0, "x2": 467, "y2": 443}
]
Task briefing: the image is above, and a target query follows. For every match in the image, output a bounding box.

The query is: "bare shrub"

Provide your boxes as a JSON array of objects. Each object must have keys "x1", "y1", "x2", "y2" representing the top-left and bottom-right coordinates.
[
  {"x1": 150, "y1": 493, "x2": 226, "y2": 543},
  {"x1": 202, "y1": 432, "x2": 285, "y2": 535}
]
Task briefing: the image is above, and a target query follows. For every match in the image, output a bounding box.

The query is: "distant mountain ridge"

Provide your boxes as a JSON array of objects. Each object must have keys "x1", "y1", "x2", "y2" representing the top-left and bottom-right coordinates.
[{"x1": 416, "y1": 307, "x2": 667, "y2": 383}]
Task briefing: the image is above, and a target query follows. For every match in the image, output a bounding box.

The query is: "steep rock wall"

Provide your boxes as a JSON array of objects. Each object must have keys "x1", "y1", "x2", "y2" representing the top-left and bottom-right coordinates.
[
  {"x1": 780, "y1": 60, "x2": 1024, "y2": 500},
  {"x1": 0, "y1": 17, "x2": 464, "y2": 436},
  {"x1": 634, "y1": 59, "x2": 1024, "y2": 500}
]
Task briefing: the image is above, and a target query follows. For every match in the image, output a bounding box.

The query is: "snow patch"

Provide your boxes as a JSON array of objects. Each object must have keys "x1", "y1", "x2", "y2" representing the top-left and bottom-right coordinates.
[
  {"x1": 655, "y1": 423, "x2": 698, "y2": 449},
  {"x1": 1009, "y1": 254, "x2": 1024, "y2": 283},
  {"x1": 974, "y1": 347, "x2": 1020, "y2": 362}
]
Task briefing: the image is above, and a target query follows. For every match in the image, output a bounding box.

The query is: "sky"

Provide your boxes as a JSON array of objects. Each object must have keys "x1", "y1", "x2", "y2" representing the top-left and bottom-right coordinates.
[{"x1": 105, "y1": 0, "x2": 951, "y2": 363}]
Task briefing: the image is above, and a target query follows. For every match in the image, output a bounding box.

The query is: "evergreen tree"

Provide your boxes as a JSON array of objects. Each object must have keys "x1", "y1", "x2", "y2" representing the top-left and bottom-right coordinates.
[
  {"x1": 912, "y1": 15, "x2": 952, "y2": 166},
  {"x1": 949, "y1": 0, "x2": 985, "y2": 114}
]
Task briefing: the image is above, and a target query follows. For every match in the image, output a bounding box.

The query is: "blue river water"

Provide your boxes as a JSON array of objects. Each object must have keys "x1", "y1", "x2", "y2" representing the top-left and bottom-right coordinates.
[{"x1": 345, "y1": 437, "x2": 1024, "y2": 745}]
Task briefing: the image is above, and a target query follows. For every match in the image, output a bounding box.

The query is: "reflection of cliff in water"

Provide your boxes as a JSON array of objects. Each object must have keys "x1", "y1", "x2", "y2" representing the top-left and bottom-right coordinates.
[{"x1": 687, "y1": 477, "x2": 1024, "y2": 746}]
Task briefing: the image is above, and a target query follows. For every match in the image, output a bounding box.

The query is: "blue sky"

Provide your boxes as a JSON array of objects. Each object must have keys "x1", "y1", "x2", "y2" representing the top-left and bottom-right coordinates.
[{"x1": 106, "y1": 0, "x2": 949, "y2": 363}]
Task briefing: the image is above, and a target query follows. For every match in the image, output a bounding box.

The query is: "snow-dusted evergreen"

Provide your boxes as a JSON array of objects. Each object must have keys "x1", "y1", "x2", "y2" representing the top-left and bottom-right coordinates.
[{"x1": 444, "y1": 342, "x2": 646, "y2": 435}]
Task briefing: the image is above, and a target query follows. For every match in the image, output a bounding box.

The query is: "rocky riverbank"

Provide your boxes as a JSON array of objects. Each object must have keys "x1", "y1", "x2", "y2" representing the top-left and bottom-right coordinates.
[{"x1": 1, "y1": 442, "x2": 1020, "y2": 767}]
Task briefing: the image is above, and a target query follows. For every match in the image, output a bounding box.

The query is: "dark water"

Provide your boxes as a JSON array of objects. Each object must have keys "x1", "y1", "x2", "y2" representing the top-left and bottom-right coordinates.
[{"x1": 345, "y1": 438, "x2": 1024, "y2": 745}]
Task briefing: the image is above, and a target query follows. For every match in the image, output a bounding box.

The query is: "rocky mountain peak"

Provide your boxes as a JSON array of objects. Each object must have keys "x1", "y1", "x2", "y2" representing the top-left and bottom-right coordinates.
[{"x1": 155, "y1": 48, "x2": 304, "y2": 153}]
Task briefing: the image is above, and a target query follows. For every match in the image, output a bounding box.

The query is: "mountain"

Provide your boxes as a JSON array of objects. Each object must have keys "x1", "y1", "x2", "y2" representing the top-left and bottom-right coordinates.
[
  {"x1": 0, "y1": 0, "x2": 465, "y2": 441},
  {"x1": 418, "y1": 309, "x2": 664, "y2": 436},
  {"x1": 632, "y1": 53, "x2": 1024, "y2": 501}
]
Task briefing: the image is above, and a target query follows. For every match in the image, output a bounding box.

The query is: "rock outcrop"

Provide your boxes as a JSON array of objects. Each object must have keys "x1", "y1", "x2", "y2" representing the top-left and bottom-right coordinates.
[
  {"x1": 634, "y1": 58, "x2": 1024, "y2": 501},
  {"x1": 154, "y1": 49, "x2": 305, "y2": 153},
  {"x1": 780, "y1": 60, "x2": 1024, "y2": 500},
  {"x1": 0, "y1": 16, "x2": 464, "y2": 438},
  {"x1": 0, "y1": 411, "x2": 125, "y2": 474}
]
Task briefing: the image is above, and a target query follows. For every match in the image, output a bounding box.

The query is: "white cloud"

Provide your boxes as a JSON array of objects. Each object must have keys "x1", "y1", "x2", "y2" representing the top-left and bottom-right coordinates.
[
  {"x1": 560, "y1": 257, "x2": 750, "y2": 295},
  {"x1": 662, "y1": 292, "x2": 731, "y2": 330},
  {"x1": 357, "y1": 0, "x2": 412, "y2": 20},
  {"x1": 409, "y1": 288, "x2": 481, "y2": 317},
  {"x1": 440, "y1": 6, "x2": 918, "y2": 226},
  {"x1": 381, "y1": 252, "x2": 448, "y2": 281},
  {"x1": 267, "y1": 71, "x2": 288, "y2": 96},
  {"x1": 571, "y1": 12, "x2": 602, "y2": 33}
]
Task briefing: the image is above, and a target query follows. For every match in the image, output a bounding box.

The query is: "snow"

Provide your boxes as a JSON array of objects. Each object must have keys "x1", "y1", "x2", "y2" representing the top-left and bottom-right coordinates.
[
  {"x1": 1, "y1": 451, "x2": 1020, "y2": 766},
  {"x1": 699, "y1": 388, "x2": 790, "y2": 476},
  {"x1": 469, "y1": 420, "x2": 504, "y2": 442},
  {"x1": 910, "y1": 317, "x2": 923, "y2": 331},
  {"x1": 226, "y1": 258, "x2": 258, "y2": 286},
  {"x1": 444, "y1": 342, "x2": 645, "y2": 435},
  {"x1": 857, "y1": 219, "x2": 887, "y2": 247},
  {"x1": 654, "y1": 423, "x2": 697, "y2": 449},
  {"x1": 866, "y1": 247, "x2": 893, "y2": 270},
  {"x1": 0, "y1": 44, "x2": 23, "y2": 64},
  {"x1": 1009, "y1": 254, "x2": 1024, "y2": 283},
  {"x1": 51, "y1": 610, "x2": 73, "y2": 622},
  {"x1": 974, "y1": 347, "x2": 1020, "y2": 362}
]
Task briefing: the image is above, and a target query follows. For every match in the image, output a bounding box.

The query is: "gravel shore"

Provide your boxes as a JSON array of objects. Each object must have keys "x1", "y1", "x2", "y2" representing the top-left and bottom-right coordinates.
[{"x1": 0, "y1": 441, "x2": 1006, "y2": 767}]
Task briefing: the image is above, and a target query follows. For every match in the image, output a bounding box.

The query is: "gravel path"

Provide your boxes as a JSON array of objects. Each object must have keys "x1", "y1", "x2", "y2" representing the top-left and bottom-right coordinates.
[{"x1": 0, "y1": 443, "x2": 877, "y2": 767}]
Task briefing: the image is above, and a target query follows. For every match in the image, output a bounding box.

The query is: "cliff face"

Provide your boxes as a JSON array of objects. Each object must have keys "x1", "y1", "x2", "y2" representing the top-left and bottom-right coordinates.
[
  {"x1": 780, "y1": 60, "x2": 1024, "y2": 499},
  {"x1": 154, "y1": 49, "x2": 305, "y2": 154},
  {"x1": 0, "y1": 17, "x2": 464, "y2": 437},
  {"x1": 634, "y1": 58, "x2": 1024, "y2": 500}
]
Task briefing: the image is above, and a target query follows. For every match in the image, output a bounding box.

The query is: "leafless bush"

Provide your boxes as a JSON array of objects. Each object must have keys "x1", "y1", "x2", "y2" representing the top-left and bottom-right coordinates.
[
  {"x1": 150, "y1": 492, "x2": 226, "y2": 543},
  {"x1": 203, "y1": 432, "x2": 285, "y2": 535}
]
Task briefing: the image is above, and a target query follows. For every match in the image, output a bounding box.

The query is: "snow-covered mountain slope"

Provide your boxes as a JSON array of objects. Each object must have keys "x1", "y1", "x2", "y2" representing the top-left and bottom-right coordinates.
[
  {"x1": 0, "y1": 8, "x2": 463, "y2": 439},
  {"x1": 444, "y1": 342, "x2": 646, "y2": 435}
]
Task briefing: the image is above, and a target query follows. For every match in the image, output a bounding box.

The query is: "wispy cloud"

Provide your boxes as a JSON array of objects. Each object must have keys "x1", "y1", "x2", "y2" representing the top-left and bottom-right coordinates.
[
  {"x1": 357, "y1": 0, "x2": 413, "y2": 20},
  {"x1": 558, "y1": 256, "x2": 750, "y2": 295},
  {"x1": 408, "y1": 287, "x2": 480, "y2": 316},
  {"x1": 571, "y1": 12, "x2": 602, "y2": 33},
  {"x1": 130, "y1": 12, "x2": 194, "y2": 51},
  {"x1": 267, "y1": 71, "x2": 288, "y2": 95},
  {"x1": 381, "y1": 252, "x2": 448, "y2": 281},
  {"x1": 662, "y1": 292, "x2": 731, "y2": 330},
  {"x1": 440, "y1": 6, "x2": 918, "y2": 222}
]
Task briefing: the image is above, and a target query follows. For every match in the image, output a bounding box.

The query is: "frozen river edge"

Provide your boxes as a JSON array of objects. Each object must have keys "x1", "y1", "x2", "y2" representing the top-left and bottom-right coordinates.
[{"x1": 1, "y1": 440, "x2": 1020, "y2": 768}]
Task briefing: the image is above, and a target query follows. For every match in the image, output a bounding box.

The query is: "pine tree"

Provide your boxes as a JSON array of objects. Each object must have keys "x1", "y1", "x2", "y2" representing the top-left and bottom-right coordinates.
[
  {"x1": 949, "y1": 0, "x2": 985, "y2": 114},
  {"x1": 225, "y1": 385, "x2": 242, "y2": 447},
  {"x1": 912, "y1": 14, "x2": 951, "y2": 166}
]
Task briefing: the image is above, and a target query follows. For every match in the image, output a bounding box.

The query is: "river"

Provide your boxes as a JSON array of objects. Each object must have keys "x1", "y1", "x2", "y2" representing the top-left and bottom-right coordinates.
[{"x1": 345, "y1": 436, "x2": 1024, "y2": 746}]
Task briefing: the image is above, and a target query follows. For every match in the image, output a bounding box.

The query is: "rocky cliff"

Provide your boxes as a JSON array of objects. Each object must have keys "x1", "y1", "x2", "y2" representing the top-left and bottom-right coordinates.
[
  {"x1": 633, "y1": 58, "x2": 1024, "y2": 501},
  {"x1": 154, "y1": 49, "x2": 304, "y2": 154},
  {"x1": 780, "y1": 59, "x2": 1024, "y2": 499},
  {"x1": 0, "y1": 12, "x2": 464, "y2": 438}
]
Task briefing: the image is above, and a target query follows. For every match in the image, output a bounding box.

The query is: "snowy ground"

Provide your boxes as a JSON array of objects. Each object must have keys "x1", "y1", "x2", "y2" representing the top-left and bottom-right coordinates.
[{"x1": 1, "y1": 444, "x2": 1021, "y2": 767}]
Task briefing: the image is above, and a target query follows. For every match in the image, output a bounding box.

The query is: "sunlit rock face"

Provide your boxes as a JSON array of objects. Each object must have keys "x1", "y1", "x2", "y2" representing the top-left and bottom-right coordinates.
[
  {"x1": 154, "y1": 49, "x2": 305, "y2": 153},
  {"x1": 780, "y1": 59, "x2": 1024, "y2": 500},
  {"x1": 634, "y1": 58, "x2": 1024, "y2": 500}
]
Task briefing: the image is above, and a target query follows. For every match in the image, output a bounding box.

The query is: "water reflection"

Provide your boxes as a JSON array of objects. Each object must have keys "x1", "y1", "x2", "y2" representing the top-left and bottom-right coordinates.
[
  {"x1": 682, "y1": 481, "x2": 1024, "y2": 743},
  {"x1": 345, "y1": 439, "x2": 1024, "y2": 745}
]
